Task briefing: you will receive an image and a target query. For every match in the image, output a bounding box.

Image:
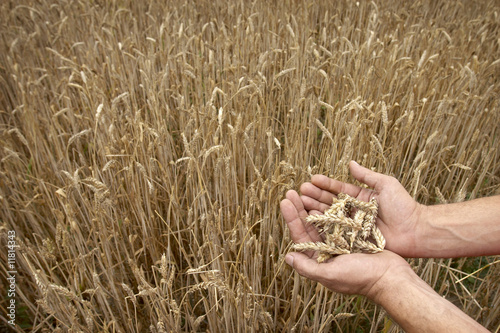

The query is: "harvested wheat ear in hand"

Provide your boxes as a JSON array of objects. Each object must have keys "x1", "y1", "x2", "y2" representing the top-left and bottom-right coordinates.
[{"x1": 293, "y1": 193, "x2": 386, "y2": 263}]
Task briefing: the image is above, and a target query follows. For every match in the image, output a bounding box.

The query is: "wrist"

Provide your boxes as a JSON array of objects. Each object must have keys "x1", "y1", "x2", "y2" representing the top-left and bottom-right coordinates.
[
  {"x1": 411, "y1": 203, "x2": 432, "y2": 257},
  {"x1": 366, "y1": 260, "x2": 417, "y2": 305},
  {"x1": 366, "y1": 258, "x2": 489, "y2": 333}
]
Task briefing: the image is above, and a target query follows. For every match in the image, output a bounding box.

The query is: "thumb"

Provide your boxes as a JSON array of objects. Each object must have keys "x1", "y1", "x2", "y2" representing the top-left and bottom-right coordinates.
[
  {"x1": 285, "y1": 252, "x2": 322, "y2": 281},
  {"x1": 349, "y1": 160, "x2": 384, "y2": 189}
]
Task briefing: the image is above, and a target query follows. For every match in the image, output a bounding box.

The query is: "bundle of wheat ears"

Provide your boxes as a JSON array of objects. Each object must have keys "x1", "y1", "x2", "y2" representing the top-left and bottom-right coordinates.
[{"x1": 293, "y1": 193, "x2": 386, "y2": 263}]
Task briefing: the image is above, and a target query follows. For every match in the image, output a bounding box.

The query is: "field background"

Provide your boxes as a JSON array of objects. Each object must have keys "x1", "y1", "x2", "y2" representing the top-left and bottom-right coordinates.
[{"x1": 1, "y1": 0, "x2": 500, "y2": 332}]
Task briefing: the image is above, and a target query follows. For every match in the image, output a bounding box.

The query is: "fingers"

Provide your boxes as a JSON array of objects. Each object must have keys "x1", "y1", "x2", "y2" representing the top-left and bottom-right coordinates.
[
  {"x1": 308, "y1": 209, "x2": 323, "y2": 216},
  {"x1": 300, "y1": 172, "x2": 363, "y2": 212},
  {"x1": 300, "y1": 171, "x2": 357, "y2": 212},
  {"x1": 349, "y1": 160, "x2": 383, "y2": 190},
  {"x1": 303, "y1": 161, "x2": 389, "y2": 199},
  {"x1": 300, "y1": 182, "x2": 335, "y2": 207},
  {"x1": 300, "y1": 192, "x2": 331, "y2": 213},
  {"x1": 280, "y1": 191, "x2": 321, "y2": 244},
  {"x1": 285, "y1": 252, "x2": 323, "y2": 282},
  {"x1": 285, "y1": 190, "x2": 308, "y2": 220},
  {"x1": 280, "y1": 197, "x2": 310, "y2": 244},
  {"x1": 301, "y1": 162, "x2": 385, "y2": 204},
  {"x1": 311, "y1": 173, "x2": 363, "y2": 198}
]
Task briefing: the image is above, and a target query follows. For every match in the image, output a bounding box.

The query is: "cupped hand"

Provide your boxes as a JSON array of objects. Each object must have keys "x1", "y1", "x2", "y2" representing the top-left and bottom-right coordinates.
[
  {"x1": 280, "y1": 189, "x2": 411, "y2": 298},
  {"x1": 298, "y1": 161, "x2": 425, "y2": 258}
]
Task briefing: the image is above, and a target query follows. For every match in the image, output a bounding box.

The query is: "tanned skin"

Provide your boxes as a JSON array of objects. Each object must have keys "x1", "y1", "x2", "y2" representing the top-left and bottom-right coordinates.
[{"x1": 281, "y1": 161, "x2": 498, "y2": 332}]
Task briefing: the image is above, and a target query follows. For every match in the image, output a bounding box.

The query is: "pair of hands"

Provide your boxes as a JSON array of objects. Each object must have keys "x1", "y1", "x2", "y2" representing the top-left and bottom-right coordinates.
[{"x1": 281, "y1": 161, "x2": 424, "y2": 300}]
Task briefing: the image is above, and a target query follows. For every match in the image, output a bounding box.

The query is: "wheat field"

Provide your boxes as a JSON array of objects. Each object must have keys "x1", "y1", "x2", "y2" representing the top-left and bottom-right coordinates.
[{"x1": 1, "y1": 0, "x2": 499, "y2": 332}]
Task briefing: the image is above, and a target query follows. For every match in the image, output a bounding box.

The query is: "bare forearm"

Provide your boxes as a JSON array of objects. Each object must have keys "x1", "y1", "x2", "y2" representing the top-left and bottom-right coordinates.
[
  {"x1": 417, "y1": 195, "x2": 500, "y2": 257},
  {"x1": 371, "y1": 266, "x2": 488, "y2": 333}
]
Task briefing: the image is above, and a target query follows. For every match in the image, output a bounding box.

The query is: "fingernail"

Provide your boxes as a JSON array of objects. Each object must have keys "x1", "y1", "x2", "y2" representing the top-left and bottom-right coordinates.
[
  {"x1": 351, "y1": 160, "x2": 359, "y2": 166},
  {"x1": 285, "y1": 254, "x2": 294, "y2": 268}
]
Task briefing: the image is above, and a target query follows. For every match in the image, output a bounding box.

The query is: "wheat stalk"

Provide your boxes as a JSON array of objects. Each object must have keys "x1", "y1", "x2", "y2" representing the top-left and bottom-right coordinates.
[{"x1": 2, "y1": 0, "x2": 499, "y2": 331}]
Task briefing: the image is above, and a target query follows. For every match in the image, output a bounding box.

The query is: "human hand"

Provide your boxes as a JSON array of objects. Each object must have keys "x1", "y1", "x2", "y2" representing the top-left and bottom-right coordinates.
[
  {"x1": 281, "y1": 181, "x2": 490, "y2": 332},
  {"x1": 280, "y1": 189, "x2": 411, "y2": 298},
  {"x1": 298, "y1": 161, "x2": 424, "y2": 258}
]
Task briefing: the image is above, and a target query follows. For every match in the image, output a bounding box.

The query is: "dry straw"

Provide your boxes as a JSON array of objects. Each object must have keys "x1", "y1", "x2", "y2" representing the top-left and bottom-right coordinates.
[{"x1": 0, "y1": 0, "x2": 499, "y2": 332}]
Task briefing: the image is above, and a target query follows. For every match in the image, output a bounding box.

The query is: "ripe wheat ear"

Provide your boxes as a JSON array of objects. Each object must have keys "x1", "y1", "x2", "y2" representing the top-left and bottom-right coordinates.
[{"x1": 292, "y1": 193, "x2": 385, "y2": 263}]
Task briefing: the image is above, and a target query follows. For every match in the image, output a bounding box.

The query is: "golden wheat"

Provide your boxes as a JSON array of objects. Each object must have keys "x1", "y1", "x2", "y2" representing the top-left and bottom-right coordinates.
[
  {"x1": 0, "y1": 0, "x2": 499, "y2": 332},
  {"x1": 294, "y1": 194, "x2": 384, "y2": 262}
]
